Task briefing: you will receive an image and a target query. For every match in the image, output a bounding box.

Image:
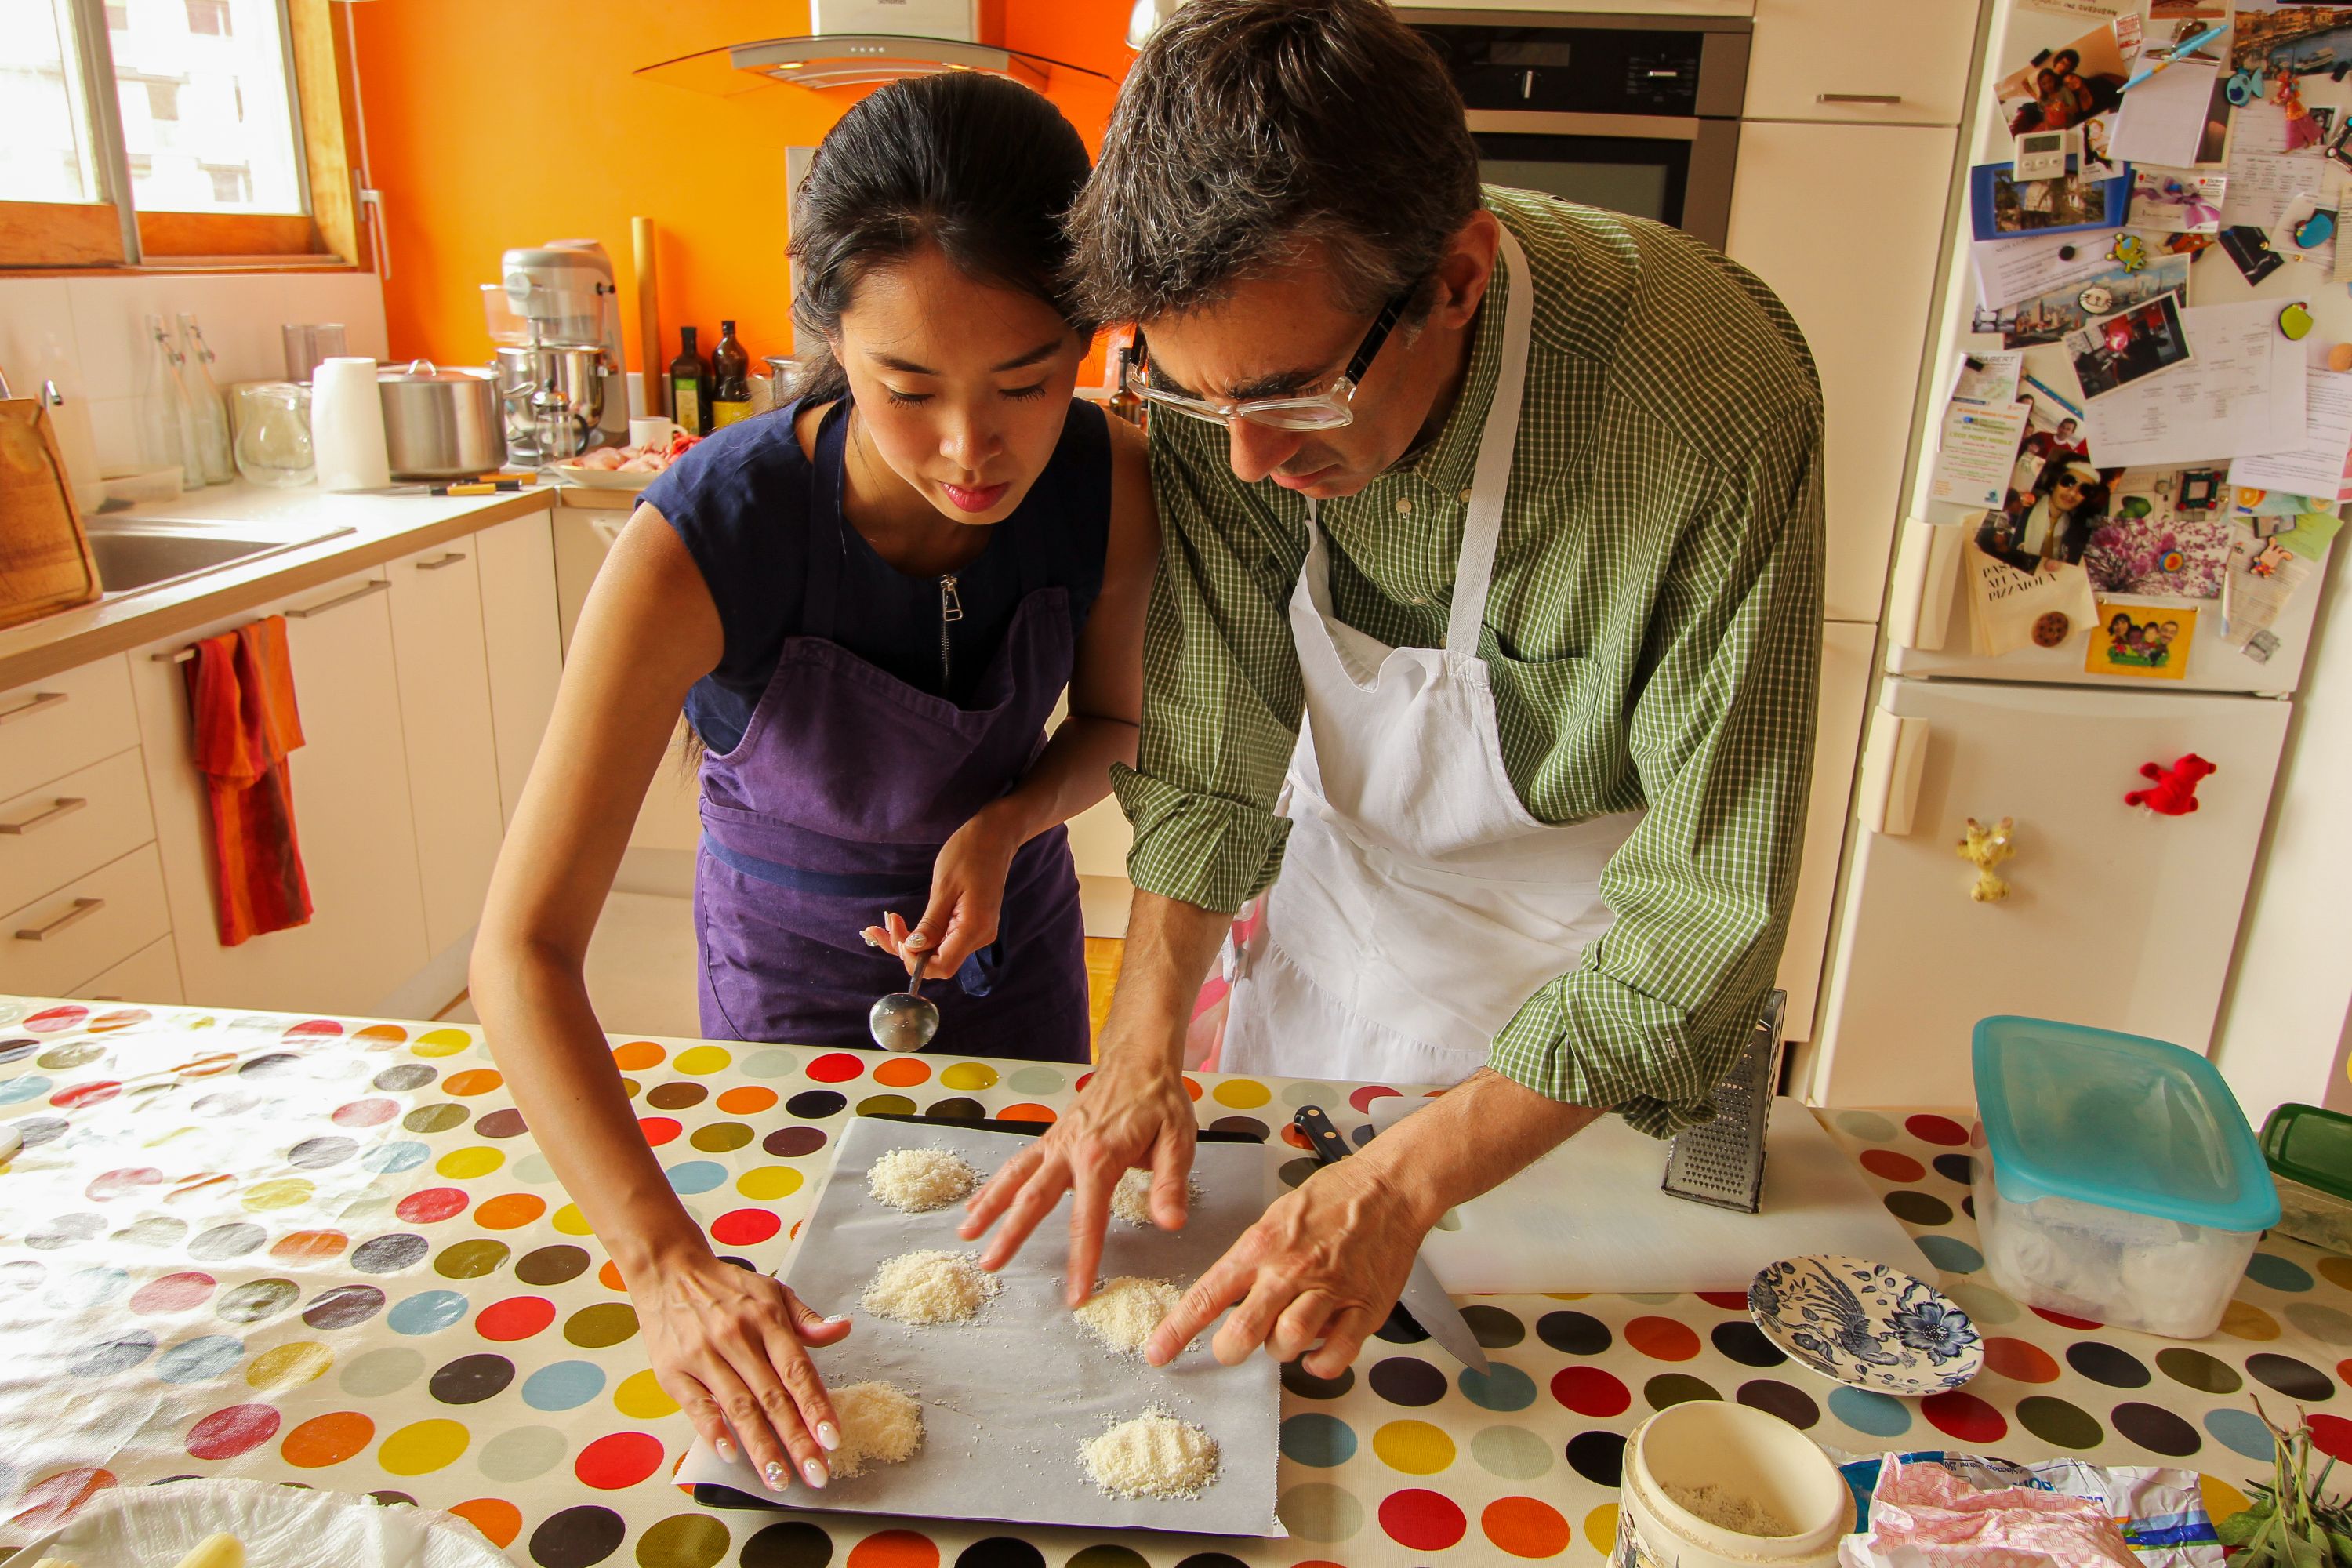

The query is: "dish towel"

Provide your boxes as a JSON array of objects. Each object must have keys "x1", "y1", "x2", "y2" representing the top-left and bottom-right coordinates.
[{"x1": 185, "y1": 616, "x2": 313, "y2": 946}]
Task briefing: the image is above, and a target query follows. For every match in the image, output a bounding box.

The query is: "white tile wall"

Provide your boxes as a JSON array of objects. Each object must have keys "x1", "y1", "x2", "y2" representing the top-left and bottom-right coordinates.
[{"x1": 0, "y1": 269, "x2": 385, "y2": 476}]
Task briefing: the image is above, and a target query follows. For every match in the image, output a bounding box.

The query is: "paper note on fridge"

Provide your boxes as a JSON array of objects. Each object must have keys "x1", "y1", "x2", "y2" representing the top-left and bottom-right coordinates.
[
  {"x1": 1932, "y1": 400, "x2": 2033, "y2": 507},
  {"x1": 1972, "y1": 230, "x2": 2118, "y2": 310},
  {"x1": 2223, "y1": 149, "x2": 2338, "y2": 232},
  {"x1": 2085, "y1": 300, "x2": 2307, "y2": 467},
  {"x1": 2108, "y1": 60, "x2": 2221, "y2": 168},
  {"x1": 2229, "y1": 369, "x2": 2352, "y2": 496}
]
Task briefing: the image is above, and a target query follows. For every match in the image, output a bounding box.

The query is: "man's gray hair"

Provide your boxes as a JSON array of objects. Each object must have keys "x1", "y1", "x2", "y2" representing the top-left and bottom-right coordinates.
[{"x1": 1066, "y1": 0, "x2": 1482, "y2": 325}]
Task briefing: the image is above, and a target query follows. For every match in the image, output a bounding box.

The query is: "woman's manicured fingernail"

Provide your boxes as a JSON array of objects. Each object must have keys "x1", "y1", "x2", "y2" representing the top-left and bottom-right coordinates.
[
  {"x1": 824, "y1": 1312, "x2": 851, "y2": 1326},
  {"x1": 715, "y1": 1437, "x2": 735, "y2": 1461},
  {"x1": 817, "y1": 1421, "x2": 841, "y2": 1451},
  {"x1": 764, "y1": 1461, "x2": 787, "y2": 1490},
  {"x1": 862, "y1": 931, "x2": 880, "y2": 949},
  {"x1": 803, "y1": 1458, "x2": 829, "y2": 1489},
  {"x1": 904, "y1": 931, "x2": 930, "y2": 949}
]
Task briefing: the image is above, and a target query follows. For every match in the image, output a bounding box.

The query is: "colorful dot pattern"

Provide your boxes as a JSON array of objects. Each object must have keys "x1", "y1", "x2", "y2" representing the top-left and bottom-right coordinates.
[{"x1": 2, "y1": 998, "x2": 2348, "y2": 1566}]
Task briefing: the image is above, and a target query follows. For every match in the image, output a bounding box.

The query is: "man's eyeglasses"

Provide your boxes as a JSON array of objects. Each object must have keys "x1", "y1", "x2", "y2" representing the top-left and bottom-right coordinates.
[{"x1": 1118, "y1": 285, "x2": 1415, "y2": 432}]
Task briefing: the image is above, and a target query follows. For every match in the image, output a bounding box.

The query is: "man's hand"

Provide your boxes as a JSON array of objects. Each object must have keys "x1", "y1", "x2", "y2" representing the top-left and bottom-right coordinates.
[
  {"x1": 960, "y1": 1042, "x2": 1198, "y2": 1305},
  {"x1": 1145, "y1": 1152, "x2": 1427, "y2": 1378}
]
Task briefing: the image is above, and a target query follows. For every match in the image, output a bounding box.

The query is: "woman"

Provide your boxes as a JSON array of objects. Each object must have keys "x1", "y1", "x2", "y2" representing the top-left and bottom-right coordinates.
[{"x1": 470, "y1": 74, "x2": 1154, "y2": 1495}]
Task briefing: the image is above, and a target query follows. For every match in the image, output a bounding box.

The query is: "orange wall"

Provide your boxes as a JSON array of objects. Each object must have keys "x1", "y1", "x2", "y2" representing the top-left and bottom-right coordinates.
[{"x1": 351, "y1": 2, "x2": 1134, "y2": 385}]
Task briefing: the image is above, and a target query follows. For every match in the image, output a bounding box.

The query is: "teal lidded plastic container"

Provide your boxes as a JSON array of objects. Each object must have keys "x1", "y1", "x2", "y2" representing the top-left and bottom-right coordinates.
[{"x1": 1971, "y1": 1016, "x2": 2278, "y2": 1338}]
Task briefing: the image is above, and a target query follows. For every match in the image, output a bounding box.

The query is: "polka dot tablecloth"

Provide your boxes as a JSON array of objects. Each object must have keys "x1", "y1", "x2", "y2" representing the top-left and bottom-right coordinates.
[{"x1": 2, "y1": 998, "x2": 2347, "y2": 1568}]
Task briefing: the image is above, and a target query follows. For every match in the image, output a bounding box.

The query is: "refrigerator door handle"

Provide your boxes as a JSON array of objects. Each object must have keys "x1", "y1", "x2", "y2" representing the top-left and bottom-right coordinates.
[
  {"x1": 1858, "y1": 710, "x2": 1931, "y2": 837},
  {"x1": 1889, "y1": 519, "x2": 1965, "y2": 652}
]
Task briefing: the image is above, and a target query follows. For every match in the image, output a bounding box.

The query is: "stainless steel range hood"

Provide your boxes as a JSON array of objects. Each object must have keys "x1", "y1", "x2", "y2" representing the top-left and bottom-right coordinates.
[{"x1": 636, "y1": 32, "x2": 1104, "y2": 99}]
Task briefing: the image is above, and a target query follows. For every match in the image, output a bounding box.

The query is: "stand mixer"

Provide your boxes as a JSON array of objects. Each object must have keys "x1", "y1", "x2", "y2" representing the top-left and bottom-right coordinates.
[{"x1": 488, "y1": 241, "x2": 629, "y2": 463}]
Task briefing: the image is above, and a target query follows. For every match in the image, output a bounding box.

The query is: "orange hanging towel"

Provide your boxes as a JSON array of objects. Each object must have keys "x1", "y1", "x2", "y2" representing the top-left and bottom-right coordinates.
[{"x1": 184, "y1": 616, "x2": 313, "y2": 946}]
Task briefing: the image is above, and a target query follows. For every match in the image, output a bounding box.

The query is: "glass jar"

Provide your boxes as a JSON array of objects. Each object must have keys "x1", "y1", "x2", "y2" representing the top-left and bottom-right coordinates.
[{"x1": 231, "y1": 381, "x2": 316, "y2": 487}]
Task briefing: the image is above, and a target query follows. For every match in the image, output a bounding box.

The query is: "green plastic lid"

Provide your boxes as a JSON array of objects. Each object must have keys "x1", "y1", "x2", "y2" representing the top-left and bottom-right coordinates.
[
  {"x1": 1971, "y1": 1016, "x2": 2280, "y2": 1233},
  {"x1": 2262, "y1": 1103, "x2": 2352, "y2": 1203}
]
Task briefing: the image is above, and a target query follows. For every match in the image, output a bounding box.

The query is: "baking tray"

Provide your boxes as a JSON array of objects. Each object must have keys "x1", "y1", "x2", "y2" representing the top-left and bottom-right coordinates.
[{"x1": 675, "y1": 1113, "x2": 1285, "y2": 1537}]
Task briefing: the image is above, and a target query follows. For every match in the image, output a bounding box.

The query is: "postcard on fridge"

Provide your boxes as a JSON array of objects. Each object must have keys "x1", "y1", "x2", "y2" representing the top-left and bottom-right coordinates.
[
  {"x1": 1996, "y1": 17, "x2": 2139, "y2": 138},
  {"x1": 1972, "y1": 230, "x2": 2126, "y2": 310},
  {"x1": 2129, "y1": 166, "x2": 2229, "y2": 232},
  {"x1": 2087, "y1": 602, "x2": 2198, "y2": 677},
  {"x1": 1970, "y1": 161, "x2": 2132, "y2": 239},
  {"x1": 1991, "y1": 253, "x2": 2192, "y2": 348},
  {"x1": 2066, "y1": 294, "x2": 2194, "y2": 399},
  {"x1": 1933, "y1": 401, "x2": 2034, "y2": 509}
]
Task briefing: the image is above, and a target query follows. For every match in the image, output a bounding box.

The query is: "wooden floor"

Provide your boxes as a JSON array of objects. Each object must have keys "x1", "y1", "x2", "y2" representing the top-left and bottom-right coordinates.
[{"x1": 1085, "y1": 936, "x2": 1123, "y2": 1056}]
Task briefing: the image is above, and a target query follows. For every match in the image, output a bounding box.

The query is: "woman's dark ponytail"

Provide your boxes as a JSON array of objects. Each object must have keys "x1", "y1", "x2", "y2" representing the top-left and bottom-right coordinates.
[{"x1": 789, "y1": 74, "x2": 1094, "y2": 401}]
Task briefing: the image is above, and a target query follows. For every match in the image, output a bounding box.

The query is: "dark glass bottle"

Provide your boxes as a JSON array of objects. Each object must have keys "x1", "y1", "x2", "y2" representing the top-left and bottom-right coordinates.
[
  {"x1": 669, "y1": 326, "x2": 710, "y2": 437},
  {"x1": 710, "y1": 319, "x2": 752, "y2": 429}
]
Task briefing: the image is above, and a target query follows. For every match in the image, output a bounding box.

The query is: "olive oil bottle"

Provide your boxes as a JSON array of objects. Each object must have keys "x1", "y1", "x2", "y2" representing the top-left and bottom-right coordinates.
[
  {"x1": 669, "y1": 326, "x2": 710, "y2": 436},
  {"x1": 710, "y1": 319, "x2": 753, "y2": 429}
]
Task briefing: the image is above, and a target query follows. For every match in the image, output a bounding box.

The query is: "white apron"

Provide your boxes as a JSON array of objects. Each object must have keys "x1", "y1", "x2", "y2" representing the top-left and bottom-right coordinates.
[{"x1": 1221, "y1": 228, "x2": 1644, "y2": 1087}]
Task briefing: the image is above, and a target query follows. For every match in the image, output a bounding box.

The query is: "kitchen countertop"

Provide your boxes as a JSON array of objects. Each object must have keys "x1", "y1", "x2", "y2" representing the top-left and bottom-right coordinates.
[
  {"x1": 0, "y1": 480, "x2": 561, "y2": 693},
  {"x1": 1, "y1": 995, "x2": 2343, "y2": 1566}
]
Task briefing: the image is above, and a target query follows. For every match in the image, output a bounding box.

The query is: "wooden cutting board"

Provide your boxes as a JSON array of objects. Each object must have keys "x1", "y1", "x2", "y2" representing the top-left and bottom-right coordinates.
[
  {"x1": 1370, "y1": 1096, "x2": 1936, "y2": 1294},
  {"x1": 0, "y1": 394, "x2": 100, "y2": 630}
]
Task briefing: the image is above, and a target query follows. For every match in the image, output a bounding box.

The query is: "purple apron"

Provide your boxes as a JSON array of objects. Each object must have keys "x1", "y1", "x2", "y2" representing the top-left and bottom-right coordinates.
[{"x1": 693, "y1": 412, "x2": 1092, "y2": 1061}]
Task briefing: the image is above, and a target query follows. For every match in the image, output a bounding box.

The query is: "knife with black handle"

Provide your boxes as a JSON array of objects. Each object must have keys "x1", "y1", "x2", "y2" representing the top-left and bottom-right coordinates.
[{"x1": 1293, "y1": 1105, "x2": 1490, "y2": 1374}]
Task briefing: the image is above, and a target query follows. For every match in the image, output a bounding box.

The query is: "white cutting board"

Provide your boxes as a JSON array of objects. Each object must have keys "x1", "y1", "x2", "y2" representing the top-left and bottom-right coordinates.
[{"x1": 1370, "y1": 1096, "x2": 1936, "y2": 1294}]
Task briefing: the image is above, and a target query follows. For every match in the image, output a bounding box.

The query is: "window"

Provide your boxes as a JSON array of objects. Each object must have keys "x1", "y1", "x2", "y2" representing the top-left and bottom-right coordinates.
[{"x1": 0, "y1": 0, "x2": 362, "y2": 267}]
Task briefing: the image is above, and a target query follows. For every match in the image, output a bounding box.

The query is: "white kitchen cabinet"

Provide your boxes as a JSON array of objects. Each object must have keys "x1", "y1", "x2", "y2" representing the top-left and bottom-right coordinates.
[
  {"x1": 1744, "y1": 0, "x2": 1982, "y2": 126},
  {"x1": 386, "y1": 543, "x2": 506, "y2": 955},
  {"x1": 79, "y1": 935, "x2": 183, "y2": 1006},
  {"x1": 0, "y1": 654, "x2": 139, "y2": 804},
  {"x1": 132, "y1": 571, "x2": 432, "y2": 1013},
  {"x1": 1773, "y1": 619, "x2": 1875, "y2": 1041},
  {"x1": 0, "y1": 748, "x2": 156, "y2": 917},
  {"x1": 473, "y1": 512, "x2": 564, "y2": 829},
  {"x1": 1727, "y1": 120, "x2": 1960, "y2": 622},
  {"x1": 0, "y1": 843, "x2": 172, "y2": 1000}
]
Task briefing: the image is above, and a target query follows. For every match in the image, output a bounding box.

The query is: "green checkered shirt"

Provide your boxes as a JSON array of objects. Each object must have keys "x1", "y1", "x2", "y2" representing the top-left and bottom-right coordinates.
[{"x1": 1111, "y1": 187, "x2": 1825, "y2": 1135}]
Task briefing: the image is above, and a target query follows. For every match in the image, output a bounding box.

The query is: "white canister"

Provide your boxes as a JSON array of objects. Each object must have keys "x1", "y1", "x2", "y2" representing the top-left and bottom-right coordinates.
[
  {"x1": 1613, "y1": 1402, "x2": 1854, "y2": 1568},
  {"x1": 310, "y1": 356, "x2": 392, "y2": 492},
  {"x1": 628, "y1": 416, "x2": 679, "y2": 450}
]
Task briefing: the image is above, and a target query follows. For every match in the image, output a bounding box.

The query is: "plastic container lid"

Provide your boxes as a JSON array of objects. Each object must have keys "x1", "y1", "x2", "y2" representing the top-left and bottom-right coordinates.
[
  {"x1": 2262, "y1": 1103, "x2": 2352, "y2": 1203},
  {"x1": 1972, "y1": 1016, "x2": 2280, "y2": 1232}
]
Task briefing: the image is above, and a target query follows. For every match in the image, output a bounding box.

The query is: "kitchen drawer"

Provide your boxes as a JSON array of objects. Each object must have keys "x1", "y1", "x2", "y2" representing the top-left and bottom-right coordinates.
[
  {"x1": 0, "y1": 655, "x2": 139, "y2": 804},
  {"x1": 76, "y1": 935, "x2": 183, "y2": 1006},
  {"x1": 0, "y1": 748, "x2": 155, "y2": 914},
  {"x1": 0, "y1": 842, "x2": 172, "y2": 1000},
  {"x1": 1743, "y1": 0, "x2": 1980, "y2": 125}
]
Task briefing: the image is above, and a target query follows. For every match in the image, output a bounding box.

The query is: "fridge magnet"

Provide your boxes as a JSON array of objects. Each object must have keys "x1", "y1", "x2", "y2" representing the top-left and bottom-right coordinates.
[
  {"x1": 2064, "y1": 294, "x2": 2194, "y2": 399},
  {"x1": 1997, "y1": 20, "x2": 2138, "y2": 137},
  {"x1": 2329, "y1": 343, "x2": 2352, "y2": 372},
  {"x1": 2178, "y1": 468, "x2": 2224, "y2": 510},
  {"x1": 2086, "y1": 601, "x2": 2198, "y2": 678},
  {"x1": 1956, "y1": 817, "x2": 2018, "y2": 903},
  {"x1": 2219, "y1": 224, "x2": 2287, "y2": 285},
  {"x1": 2015, "y1": 128, "x2": 2078, "y2": 183},
  {"x1": 2243, "y1": 627, "x2": 2283, "y2": 662},
  {"x1": 2032, "y1": 611, "x2": 2074, "y2": 646},
  {"x1": 2129, "y1": 165, "x2": 2227, "y2": 233},
  {"x1": 1971, "y1": 161, "x2": 2133, "y2": 239},
  {"x1": 2111, "y1": 230, "x2": 2149, "y2": 270},
  {"x1": 1994, "y1": 254, "x2": 2189, "y2": 348},
  {"x1": 2125, "y1": 753, "x2": 2215, "y2": 815}
]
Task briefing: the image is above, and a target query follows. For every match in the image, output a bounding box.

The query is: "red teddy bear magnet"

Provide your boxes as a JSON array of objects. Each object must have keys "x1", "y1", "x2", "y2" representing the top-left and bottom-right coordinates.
[{"x1": 2126, "y1": 753, "x2": 2216, "y2": 815}]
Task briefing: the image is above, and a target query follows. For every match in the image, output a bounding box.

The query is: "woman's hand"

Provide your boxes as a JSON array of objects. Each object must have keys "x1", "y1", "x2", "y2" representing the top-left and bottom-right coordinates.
[
  {"x1": 862, "y1": 806, "x2": 1022, "y2": 979},
  {"x1": 631, "y1": 1250, "x2": 853, "y2": 1493}
]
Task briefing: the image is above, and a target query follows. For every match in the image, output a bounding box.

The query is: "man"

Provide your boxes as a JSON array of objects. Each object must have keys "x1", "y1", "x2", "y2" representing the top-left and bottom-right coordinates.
[{"x1": 960, "y1": 0, "x2": 1823, "y2": 1380}]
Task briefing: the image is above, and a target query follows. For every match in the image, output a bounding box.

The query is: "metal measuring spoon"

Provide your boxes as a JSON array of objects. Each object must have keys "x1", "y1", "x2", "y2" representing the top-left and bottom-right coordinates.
[{"x1": 868, "y1": 951, "x2": 940, "y2": 1052}]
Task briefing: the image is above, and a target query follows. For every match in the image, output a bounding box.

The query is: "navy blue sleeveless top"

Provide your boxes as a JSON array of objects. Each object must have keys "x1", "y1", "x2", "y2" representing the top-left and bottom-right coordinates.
[{"x1": 644, "y1": 397, "x2": 1112, "y2": 753}]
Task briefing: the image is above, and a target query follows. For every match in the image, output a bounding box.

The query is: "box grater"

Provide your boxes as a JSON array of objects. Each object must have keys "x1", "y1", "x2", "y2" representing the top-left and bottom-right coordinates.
[{"x1": 1661, "y1": 989, "x2": 1787, "y2": 1213}]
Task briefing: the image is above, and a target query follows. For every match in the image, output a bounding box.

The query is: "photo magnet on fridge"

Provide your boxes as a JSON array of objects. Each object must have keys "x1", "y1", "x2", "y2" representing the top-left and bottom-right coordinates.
[
  {"x1": 2065, "y1": 292, "x2": 2194, "y2": 399},
  {"x1": 1971, "y1": 159, "x2": 2136, "y2": 240},
  {"x1": 2218, "y1": 224, "x2": 2288, "y2": 284},
  {"x1": 1996, "y1": 16, "x2": 2140, "y2": 138},
  {"x1": 2086, "y1": 601, "x2": 2197, "y2": 677}
]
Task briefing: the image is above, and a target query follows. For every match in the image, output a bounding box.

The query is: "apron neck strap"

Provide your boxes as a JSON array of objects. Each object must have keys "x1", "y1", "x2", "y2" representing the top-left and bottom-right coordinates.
[
  {"x1": 803, "y1": 401, "x2": 856, "y2": 642},
  {"x1": 1446, "y1": 223, "x2": 1534, "y2": 658}
]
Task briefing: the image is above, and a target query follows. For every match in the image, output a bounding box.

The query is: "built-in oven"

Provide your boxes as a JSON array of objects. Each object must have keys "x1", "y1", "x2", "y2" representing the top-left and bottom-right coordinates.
[{"x1": 1402, "y1": 9, "x2": 1752, "y2": 251}]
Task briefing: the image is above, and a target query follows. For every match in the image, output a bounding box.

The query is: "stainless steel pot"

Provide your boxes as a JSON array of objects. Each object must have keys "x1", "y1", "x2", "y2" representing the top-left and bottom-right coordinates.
[
  {"x1": 376, "y1": 359, "x2": 505, "y2": 479},
  {"x1": 494, "y1": 343, "x2": 608, "y2": 463}
]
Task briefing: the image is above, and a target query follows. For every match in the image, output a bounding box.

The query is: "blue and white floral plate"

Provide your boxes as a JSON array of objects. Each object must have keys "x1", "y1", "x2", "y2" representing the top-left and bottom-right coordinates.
[{"x1": 1748, "y1": 1254, "x2": 1984, "y2": 1398}]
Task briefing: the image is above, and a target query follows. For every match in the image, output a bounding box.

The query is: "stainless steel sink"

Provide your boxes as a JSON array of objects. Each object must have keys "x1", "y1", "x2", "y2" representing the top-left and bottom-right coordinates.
[{"x1": 85, "y1": 522, "x2": 356, "y2": 597}]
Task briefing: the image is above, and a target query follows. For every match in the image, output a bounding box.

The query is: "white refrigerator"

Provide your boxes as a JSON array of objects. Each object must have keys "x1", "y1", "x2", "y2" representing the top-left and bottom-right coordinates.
[{"x1": 1806, "y1": 0, "x2": 2342, "y2": 1109}]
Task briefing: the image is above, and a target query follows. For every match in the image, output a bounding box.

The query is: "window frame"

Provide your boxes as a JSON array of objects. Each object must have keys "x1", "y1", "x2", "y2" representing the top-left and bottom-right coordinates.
[{"x1": 1, "y1": 0, "x2": 369, "y2": 272}]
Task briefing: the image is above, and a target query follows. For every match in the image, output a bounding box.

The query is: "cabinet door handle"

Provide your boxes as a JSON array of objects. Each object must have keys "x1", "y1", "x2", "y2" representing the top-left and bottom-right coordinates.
[
  {"x1": 0, "y1": 797, "x2": 87, "y2": 836},
  {"x1": 288, "y1": 579, "x2": 390, "y2": 619},
  {"x1": 16, "y1": 896, "x2": 103, "y2": 942},
  {"x1": 416, "y1": 552, "x2": 469, "y2": 572},
  {"x1": 0, "y1": 691, "x2": 67, "y2": 726},
  {"x1": 1818, "y1": 93, "x2": 1904, "y2": 104}
]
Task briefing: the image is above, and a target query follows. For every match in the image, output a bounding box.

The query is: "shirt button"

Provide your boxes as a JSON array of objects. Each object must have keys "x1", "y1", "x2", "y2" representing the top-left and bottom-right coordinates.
[
  {"x1": 1458, "y1": 487, "x2": 1473, "y2": 503},
  {"x1": 1395, "y1": 497, "x2": 1413, "y2": 517},
  {"x1": 1410, "y1": 595, "x2": 1431, "y2": 605}
]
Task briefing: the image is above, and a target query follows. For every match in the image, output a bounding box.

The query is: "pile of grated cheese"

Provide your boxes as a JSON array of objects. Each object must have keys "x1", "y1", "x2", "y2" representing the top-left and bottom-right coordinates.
[
  {"x1": 861, "y1": 1249, "x2": 1000, "y2": 1325},
  {"x1": 868, "y1": 1146, "x2": 980, "y2": 1214},
  {"x1": 1082, "y1": 1409, "x2": 1221, "y2": 1500},
  {"x1": 826, "y1": 1381, "x2": 924, "y2": 1480},
  {"x1": 1073, "y1": 1276, "x2": 1182, "y2": 1356},
  {"x1": 1111, "y1": 1167, "x2": 1203, "y2": 1227}
]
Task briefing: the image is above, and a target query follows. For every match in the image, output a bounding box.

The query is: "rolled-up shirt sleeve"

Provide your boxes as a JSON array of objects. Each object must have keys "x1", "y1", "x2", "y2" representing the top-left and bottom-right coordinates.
[
  {"x1": 1488, "y1": 406, "x2": 1825, "y2": 1135},
  {"x1": 1111, "y1": 416, "x2": 1311, "y2": 916}
]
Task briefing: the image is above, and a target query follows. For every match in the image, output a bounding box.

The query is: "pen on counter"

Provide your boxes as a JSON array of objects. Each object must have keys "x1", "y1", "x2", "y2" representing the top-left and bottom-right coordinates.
[
  {"x1": 386, "y1": 479, "x2": 527, "y2": 496},
  {"x1": 2120, "y1": 24, "x2": 2227, "y2": 92}
]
